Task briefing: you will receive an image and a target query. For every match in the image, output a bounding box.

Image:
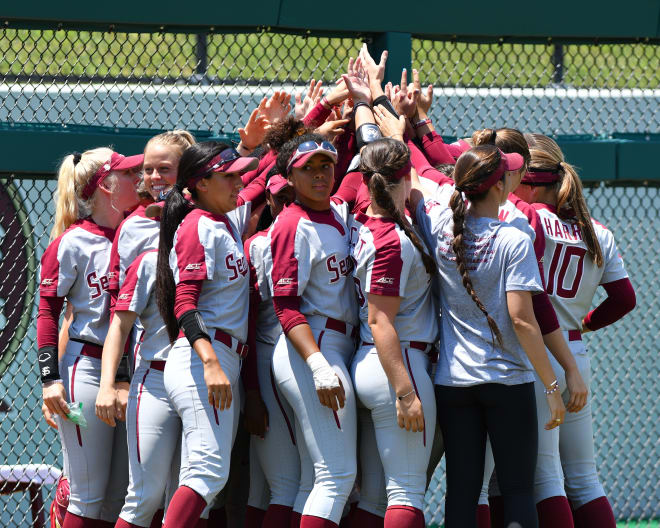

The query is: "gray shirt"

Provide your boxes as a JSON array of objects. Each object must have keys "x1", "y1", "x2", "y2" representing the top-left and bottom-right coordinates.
[{"x1": 417, "y1": 200, "x2": 543, "y2": 386}]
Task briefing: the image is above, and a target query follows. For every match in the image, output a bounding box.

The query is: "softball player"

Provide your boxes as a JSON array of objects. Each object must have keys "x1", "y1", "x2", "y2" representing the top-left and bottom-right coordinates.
[
  {"x1": 264, "y1": 133, "x2": 359, "y2": 528},
  {"x1": 414, "y1": 145, "x2": 566, "y2": 528},
  {"x1": 243, "y1": 174, "x2": 303, "y2": 527},
  {"x1": 37, "y1": 148, "x2": 143, "y2": 527},
  {"x1": 515, "y1": 134, "x2": 636, "y2": 528},
  {"x1": 349, "y1": 139, "x2": 437, "y2": 528},
  {"x1": 155, "y1": 141, "x2": 259, "y2": 527}
]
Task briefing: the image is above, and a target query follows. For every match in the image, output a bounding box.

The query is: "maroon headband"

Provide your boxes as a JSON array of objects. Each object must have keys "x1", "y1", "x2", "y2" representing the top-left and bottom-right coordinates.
[
  {"x1": 461, "y1": 150, "x2": 524, "y2": 196},
  {"x1": 521, "y1": 168, "x2": 561, "y2": 185},
  {"x1": 81, "y1": 152, "x2": 124, "y2": 200},
  {"x1": 362, "y1": 160, "x2": 412, "y2": 185}
]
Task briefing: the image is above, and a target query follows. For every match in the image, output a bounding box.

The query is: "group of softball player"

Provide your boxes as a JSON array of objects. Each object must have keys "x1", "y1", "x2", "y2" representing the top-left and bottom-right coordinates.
[{"x1": 36, "y1": 45, "x2": 636, "y2": 528}]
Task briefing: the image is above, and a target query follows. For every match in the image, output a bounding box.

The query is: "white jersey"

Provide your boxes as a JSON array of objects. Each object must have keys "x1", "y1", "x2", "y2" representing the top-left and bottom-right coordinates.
[
  {"x1": 245, "y1": 230, "x2": 281, "y2": 346},
  {"x1": 351, "y1": 212, "x2": 437, "y2": 344},
  {"x1": 39, "y1": 218, "x2": 116, "y2": 345},
  {"x1": 108, "y1": 204, "x2": 160, "y2": 292},
  {"x1": 499, "y1": 194, "x2": 546, "y2": 270},
  {"x1": 533, "y1": 203, "x2": 628, "y2": 330},
  {"x1": 170, "y1": 207, "x2": 250, "y2": 342},
  {"x1": 266, "y1": 201, "x2": 358, "y2": 326},
  {"x1": 115, "y1": 250, "x2": 171, "y2": 361}
]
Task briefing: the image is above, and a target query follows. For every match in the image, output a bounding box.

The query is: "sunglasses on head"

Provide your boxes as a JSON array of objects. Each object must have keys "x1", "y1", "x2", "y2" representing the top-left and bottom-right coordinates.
[
  {"x1": 205, "y1": 148, "x2": 242, "y2": 173},
  {"x1": 287, "y1": 141, "x2": 337, "y2": 172}
]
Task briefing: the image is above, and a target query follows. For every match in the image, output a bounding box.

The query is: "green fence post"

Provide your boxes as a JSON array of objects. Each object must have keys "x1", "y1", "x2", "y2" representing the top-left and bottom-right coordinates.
[{"x1": 368, "y1": 32, "x2": 412, "y2": 86}]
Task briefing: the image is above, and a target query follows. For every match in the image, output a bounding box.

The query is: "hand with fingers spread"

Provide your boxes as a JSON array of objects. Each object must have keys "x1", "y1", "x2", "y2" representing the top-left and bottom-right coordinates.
[
  {"x1": 324, "y1": 78, "x2": 351, "y2": 108},
  {"x1": 43, "y1": 381, "x2": 69, "y2": 423},
  {"x1": 238, "y1": 99, "x2": 270, "y2": 151},
  {"x1": 342, "y1": 58, "x2": 372, "y2": 105},
  {"x1": 565, "y1": 367, "x2": 588, "y2": 413},
  {"x1": 295, "y1": 79, "x2": 324, "y2": 119},
  {"x1": 359, "y1": 43, "x2": 388, "y2": 87},
  {"x1": 306, "y1": 352, "x2": 346, "y2": 411},
  {"x1": 316, "y1": 117, "x2": 350, "y2": 142},
  {"x1": 261, "y1": 91, "x2": 292, "y2": 126},
  {"x1": 412, "y1": 68, "x2": 434, "y2": 115},
  {"x1": 392, "y1": 69, "x2": 420, "y2": 118},
  {"x1": 373, "y1": 105, "x2": 406, "y2": 139},
  {"x1": 396, "y1": 390, "x2": 425, "y2": 432},
  {"x1": 95, "y1": 383, "x2": 120, "y2": 427}
]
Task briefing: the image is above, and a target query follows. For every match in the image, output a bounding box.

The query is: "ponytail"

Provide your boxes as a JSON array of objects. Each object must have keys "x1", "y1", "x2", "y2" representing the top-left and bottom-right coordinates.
[
  {"x1": 526, "y1": 133, "x2": 603, "y2": 267},
  {"x1": 473, "y1": 127, "x2": 531, "y2": 167},
  {"x1": 556, "y1": 161, "x2": 603, "y2": 266},
  {"x1": 156, "y1": 186, "x2": 195, "y2": 342},
  {"x1": 368, "y1": 172, "x2": 437, "y2": 276},
  {"x1": 51, "y1": 147, "x2": 114, "y2": 240},
  {"x1": 449, "y1": 188, "x2": 503, "y2": 347}
]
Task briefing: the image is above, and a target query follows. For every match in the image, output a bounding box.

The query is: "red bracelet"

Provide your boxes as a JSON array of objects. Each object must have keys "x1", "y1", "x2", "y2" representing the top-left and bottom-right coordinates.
[
  {"x1": 321, "y1": 97, "x2": 331, "y2": 109},
  {"x1": 412, "y1": 118, "x2": 431, "y2": 129}
]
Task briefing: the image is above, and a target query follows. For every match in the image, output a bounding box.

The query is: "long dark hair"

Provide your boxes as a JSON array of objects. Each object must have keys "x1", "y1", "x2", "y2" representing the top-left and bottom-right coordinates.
[
  {"x1": 359, "y1": 138, "x2": 437, "y2": 277},
  {"x1": 450, "y1": 145, "x2": 505, "y2": 347},
  {"x1": 156, "y1": 140, "x2": 233, "y2": 342}
]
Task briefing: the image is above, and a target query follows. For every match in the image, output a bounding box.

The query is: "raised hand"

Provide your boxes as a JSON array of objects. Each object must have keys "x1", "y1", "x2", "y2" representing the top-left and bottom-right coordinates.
[
  {"x1": 294, "y1": 79, "x2": 324, "y2": 119},
  {"x1": 261, "y1": 91, "x2": 292, "y2": 125},
  {"x1": 342, "y1": 57, "x2": 372, "y2": 104},
  {"x1": 359, "y1": 43, "x2": 388, "y2": 85},
  {"x1": 238, "y1": 100, "x2": 270, "y2": 151},
  {"x1": 392, "y1": 69, "x2": 419, "y2": 118},
  {"x1": 412, "y1": 69, "x2": 434, "y2": 114},
  {"x1": 373, "y1": 105, "x2": 406, "y2": 139}
]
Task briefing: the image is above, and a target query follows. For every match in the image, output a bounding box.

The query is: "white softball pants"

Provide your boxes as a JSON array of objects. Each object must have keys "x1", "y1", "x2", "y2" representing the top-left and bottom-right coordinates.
[
  {"x1": 351, "y1": 343, "x2": 436, "y2": 512},
  {"x1": 271, "y1": 317, "x2": 358, "y2": 524},
  {"x1": 164, "y1": 336, "x2": 241, "y2": 506},
  {"x1": 119, "y1": 361, "x2": 182, "y2": 527},
  {"x1": 250, "y1": 339, "x2": 301, "y2": 508},
  {"x1": 57, "y1": 340, "x2": 129, "y2": 522}
]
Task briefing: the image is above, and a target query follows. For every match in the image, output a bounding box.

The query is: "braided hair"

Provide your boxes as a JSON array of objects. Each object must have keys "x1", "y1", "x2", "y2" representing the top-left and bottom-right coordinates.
[
  {"x1": 451, "y1": 145, "x2": 505, "y2": 346},
  {"x1": 360, "y1": 138, "x2": 437, "y2": 277}
]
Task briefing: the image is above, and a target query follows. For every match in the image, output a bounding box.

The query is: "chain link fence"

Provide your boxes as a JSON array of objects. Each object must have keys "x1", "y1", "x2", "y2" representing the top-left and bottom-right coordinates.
[{"x1": 0, "y1": 25, "x2": 657, "y2": 526}]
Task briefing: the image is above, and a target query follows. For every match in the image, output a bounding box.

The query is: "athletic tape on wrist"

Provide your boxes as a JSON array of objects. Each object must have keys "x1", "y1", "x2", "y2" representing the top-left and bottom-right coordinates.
[
  {"x1": 373, "y1": 95, "x2": 399, "y2": 118},
  {"x1": 356, "y1": 123, "x2": 383, "y2": 150}
]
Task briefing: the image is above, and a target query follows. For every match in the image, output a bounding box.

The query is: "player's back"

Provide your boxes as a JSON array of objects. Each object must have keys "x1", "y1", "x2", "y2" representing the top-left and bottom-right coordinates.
[{"x1": 533, "y1": 203, "x2": 628, "y2": 330}]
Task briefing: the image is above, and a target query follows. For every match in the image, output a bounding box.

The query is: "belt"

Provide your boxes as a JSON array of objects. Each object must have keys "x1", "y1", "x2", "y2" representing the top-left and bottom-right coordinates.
[
  {"x1": 70, "y1": 338, "x2": 103, "y2": 360},
  {"x1": 568, "y1": 330, "x2": 582, "y2": 342},
  {"x1": 149, "y1": 360, "x2": 166, "y2": 371},
  {"x1": 362, "y1": 340, "x2": 432, "y2": 353},
  {"x1": 324, "y1": 317, "x2": 358, "y2": 340},
  {"x1": 177, "y1": 329, "x2": 249, "y2": 359}
]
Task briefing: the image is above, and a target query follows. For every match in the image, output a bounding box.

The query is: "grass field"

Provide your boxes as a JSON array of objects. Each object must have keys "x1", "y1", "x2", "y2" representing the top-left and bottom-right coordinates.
[{"x1": 0, "y1": 29, "x2": 657, "y2": 89}]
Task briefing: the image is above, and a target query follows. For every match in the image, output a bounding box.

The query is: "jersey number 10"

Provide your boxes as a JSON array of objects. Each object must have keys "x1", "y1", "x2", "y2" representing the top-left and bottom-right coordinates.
[{"x1": 546, "y1": 242, "x2": 587, "y2": 299}]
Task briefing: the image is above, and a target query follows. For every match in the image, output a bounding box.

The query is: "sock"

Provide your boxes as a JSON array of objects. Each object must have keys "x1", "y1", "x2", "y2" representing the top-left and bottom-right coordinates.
[
  {"x1": 488, "y1": 496, "x2": 504, "y2": 528},
  {"x1": 163, "y1": 486, "x2": 207, "y2": 528},
  {"x1": 63, "y1": 513, "x2": 96, "y2": 528},
  {"x1": 477, "y1": 504, "x2": 491, "y2": 528},
  {"x1": 572, "y1": 497, "x2": 616, "y2": 528},
  {"x1": 263, "y1": 504, "x2": 293, "y2": 528},
  {"x1": 384, "y1": 506, "x2": 424, "y2": 528},
  {"x1": 244, "y1": 505, "x2": 267, "y2": 528},
  {"x1": 116, "y1": 520, "x2": 143, "y2": 528},
  {"x1": 536, "y1": 496, "x2": 574, "y2": 528},
  {"x1": 290, "y1": 511, "x2": 302, "y2": 528},
  {"x1": 208, "y1": 506, "x2": 227, "y2": 528},
  {"x1": 150, "y1": 509, "x2": 165, "y2": 528},
  {"x1": 300, "y1": 515, "x2": 339, "y2": 527},
  {"x1": 95, "y1": 522, "x2": 115, "y2": 528},
  {"x1": 348, "y1": 508, "x2": 383, "y2": 528}
]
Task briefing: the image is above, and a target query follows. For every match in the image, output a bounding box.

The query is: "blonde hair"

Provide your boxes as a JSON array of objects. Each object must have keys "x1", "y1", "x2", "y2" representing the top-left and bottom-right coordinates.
[
  {"x1": 525, "y1": 133, "x2": 603, "y2": 267},
  {"x1": 138, "y1": 130, "x2": 197, "y2": 198},
  {"x1": 51, "y1": 147, "x2": 116, "y2": 240}
]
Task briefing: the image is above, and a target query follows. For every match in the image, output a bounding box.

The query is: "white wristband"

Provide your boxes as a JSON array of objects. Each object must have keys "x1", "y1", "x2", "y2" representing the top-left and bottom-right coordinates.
[
  {"x1": 42, "y1": 379, "x2": 64, "y2": 388},
  {"x1": 305, "y1": 352, "x2": 339, "y2": 390}
]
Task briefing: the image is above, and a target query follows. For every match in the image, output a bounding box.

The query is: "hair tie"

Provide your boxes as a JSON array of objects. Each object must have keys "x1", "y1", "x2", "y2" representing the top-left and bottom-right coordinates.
[
  {"x1": 454, "y1": 185, "x2": 464, "y2": 193},
  {"x1": 492, "y1": 131, "x2": 497, "y2": 142},
  {"x1": 72, "y1": 152, "x2": 82, "y2": 165},
  {"x1": 557, "y1": 162, "x2": 563, "y2": 172},
  {"x1": 174, "y1": 182, "x2": 185, "y2": 192}
]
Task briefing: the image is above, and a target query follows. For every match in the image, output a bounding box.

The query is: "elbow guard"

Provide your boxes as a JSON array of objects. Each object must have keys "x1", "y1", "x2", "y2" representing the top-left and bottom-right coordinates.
[
  {"x1": 356, "y1": 123, "x2": 383, "y2": 151},
  {"x1": 372, "y1": 95, "x2": 399, "y2": 118},
  {"x1": 178, "y1": 309, "x2": 212, "y2": 347},
  {"x1": 38, "y1": 346, "x2": 60, "y2": 384}
]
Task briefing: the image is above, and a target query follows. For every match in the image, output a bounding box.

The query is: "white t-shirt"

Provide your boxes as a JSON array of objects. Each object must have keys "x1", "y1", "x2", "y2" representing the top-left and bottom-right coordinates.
[
  {"x1": 533, "y1": 203, "x2": 628, "y2": 330},
  {"x1": 417, "y1": 200, "x2": 544, "y2": 386}
]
